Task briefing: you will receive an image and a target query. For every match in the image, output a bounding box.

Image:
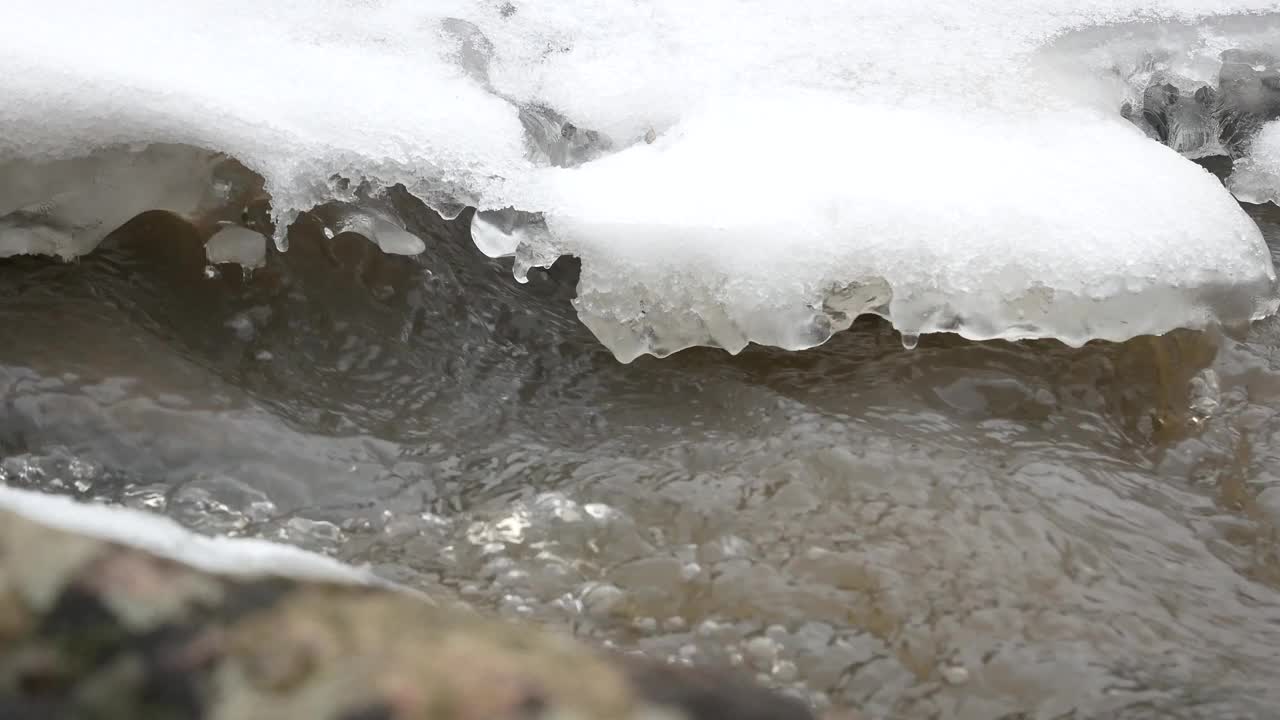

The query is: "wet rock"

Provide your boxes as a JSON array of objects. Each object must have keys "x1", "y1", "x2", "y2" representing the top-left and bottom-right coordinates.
[
  {"x1": 0, "y1": 498, "x2": 821, "y2": 720},
  {"x1": 940, "y1": 664, "x2": 969, "y2": 686},
  {"x1": 583, "y1": 582, "x2": 628, "y2": 619},
  {"x1": 1257, "y1": 486, "x2": 1280, "y2": 525},
  {"x1": 745, "y1": 636, "x2": 780, "y2": 671}
]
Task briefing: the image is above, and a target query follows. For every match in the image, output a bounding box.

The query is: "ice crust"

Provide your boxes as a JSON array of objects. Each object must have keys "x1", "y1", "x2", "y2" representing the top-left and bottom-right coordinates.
[
  {"x1": 0, "y1": 485, "x2": 378, "y2": 584},
  {"x1": 1231, "y1": 121, "x2": 1280, "y2": 204},
  {"x1": 0, "y1": 144, "x2": 253, "y2": 260},
  {"x1": 4, "y1": 1, "x2": 1280, "y2": 358},
  {"x1": 510, "y1": 99, "x2": 1276, "y2": 359}
]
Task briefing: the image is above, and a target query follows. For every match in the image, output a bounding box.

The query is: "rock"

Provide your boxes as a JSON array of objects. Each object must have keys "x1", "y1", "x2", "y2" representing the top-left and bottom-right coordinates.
[
  {"x1": 0, "y1": 493, "x2": 821, "y2": 720},
  {"x1": 772, "y1": 660, "x2": 800, "y2": 683},
  {"x1": 1257, "y1": 486, "x2": 1280, "y2": 525},
  {"x1": 940, "y1": 664, "x2": 970, "y2": 686},
  {"x1": 744, "y1": 636, "x2": 780, "y2": 671},
  {"x1": 583, "y1": 583, "x2": 628, "y2": 619}
]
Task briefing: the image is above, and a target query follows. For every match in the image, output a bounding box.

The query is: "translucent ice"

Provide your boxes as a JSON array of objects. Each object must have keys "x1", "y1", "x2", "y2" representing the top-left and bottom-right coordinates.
[
  {"x1": 3, "y1": 0, "x2": 1280, "y2": 358},
  {"x1": 306, "y1": 201, "x2": 427, "y2": 256},
  {"x1": 1230, "y1": 121, "x2": 1280, "y2": 205},
  {"x1": 205, "y1": 223, "x2": 269, "y2": 268},
  {"x1": 0, "y1": 144, "x2": 259, "y2": 259}
]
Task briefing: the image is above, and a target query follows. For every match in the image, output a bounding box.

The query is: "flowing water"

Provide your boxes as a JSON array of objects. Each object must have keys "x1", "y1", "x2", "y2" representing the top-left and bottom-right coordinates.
[{"x1": 3, "y1": 194, "x2": 1280, "y2": 719}]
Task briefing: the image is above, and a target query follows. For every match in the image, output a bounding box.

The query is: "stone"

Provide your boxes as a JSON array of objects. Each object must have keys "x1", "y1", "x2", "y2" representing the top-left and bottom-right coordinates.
[
  {"x1": 941, "y1": 664, "x2": 970, "y2": 685},
  {"x1": 0, "y1": 502, "x2": 825, "y2": 720}
]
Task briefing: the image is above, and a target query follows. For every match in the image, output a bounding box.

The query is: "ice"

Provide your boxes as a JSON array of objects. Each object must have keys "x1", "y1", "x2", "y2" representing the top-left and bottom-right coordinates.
[
  {"x1": 0, "y1": 485, "x2": 380, "y2": 584},
  {"x1": 4, "y1": 1, "x2": 1280, "y2": 358},
  {"x1": 520, "y1": 98, "x2": 1276, "y2": 359},
  {"x1": 312, "y1": 204, "x2": 427, "y2": 256},
  {"x1": 471, "y1": 208, "x2": 546, "y2": 259},
  {"x1": 1, "y1": 0, "x2": 525, "y2": 220},
  {"x1": 205, "y1": 223, "x2": 268, "y2": 268},
  {"x1": 1131, "y1": 82, "x2": 1224, "y2": 157},
  {"x1": 0, "y1": 144, "x2": 259, "y2": 259},
  {"x1": 1230, "y1": 121, "x2": 1280, "y2": 205}
]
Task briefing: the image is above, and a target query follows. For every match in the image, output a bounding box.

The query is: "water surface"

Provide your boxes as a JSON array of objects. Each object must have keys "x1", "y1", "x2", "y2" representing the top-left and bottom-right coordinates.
[{"x1": 3, "y1": 197, "x2": 1280, "y2": 719}]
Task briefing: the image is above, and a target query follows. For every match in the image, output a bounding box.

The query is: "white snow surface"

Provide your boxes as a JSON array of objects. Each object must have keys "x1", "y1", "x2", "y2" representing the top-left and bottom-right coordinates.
[
  {"x1": 4, "y1": 0, "x2": 1280, "y2": 358},
  {"x1": 0, "y1": 485, "x2": 379, "y2": 585}
]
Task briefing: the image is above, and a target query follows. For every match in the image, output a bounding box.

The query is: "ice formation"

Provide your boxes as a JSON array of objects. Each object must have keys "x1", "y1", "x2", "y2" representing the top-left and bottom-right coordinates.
[
  {"x1": 1230, "y1": 120, "x2": 1280, "y2": 204},
  {"x1": 205, "y1": 223, "x2": 268, "y2": 268},
  {"x1": 0, "y1": 144, "x2": 266, "y2": 260},
  {"x1": 4, "y1": 1, "x2": 1280, "y2": 359},
  {"x1": 0, "y1": 485, "x2": 379, "y2": 584}
]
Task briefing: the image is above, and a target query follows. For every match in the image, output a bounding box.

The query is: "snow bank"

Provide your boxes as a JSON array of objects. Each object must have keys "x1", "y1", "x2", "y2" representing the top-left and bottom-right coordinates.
[{"x1": 3, "y1": 0, "x2": 1280, "y2": 358}]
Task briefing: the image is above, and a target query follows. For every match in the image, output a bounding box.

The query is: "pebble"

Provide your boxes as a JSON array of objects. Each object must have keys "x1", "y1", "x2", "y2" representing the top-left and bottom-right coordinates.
[
  {"x1": 696, "y1": 619, "x2": 729, "y2": 639},
  {"x1": 780, "y1": 687, "x2": 811, "y2": 704},
  {"x1": 794, "y1": 621, "x2": 835, "y2": 650},
  {"x1": 772, "y1": 659, "x2": 799, "y2": 683},
  {"x1": 745, "y1": 636, "x2": 779, "y2": 671},
  {"x1": 582, "y1": 583, "x2": 626, "y2": 618},
  {"x1": 551, "y1": 593, "x2": 581, "y2": 615},
  {"x1": 765, "y1": 624, "x2": 790, "y2": 641},
  {"x1": 498, "y1": 595, "x2": 534, "y2": 618},
  {"x1": 1257, "y1": 486, "x2": 1280, "y2": 525},
  {"x1": 496, "y1": 569, "x2": 530, "y2": 587},
  {"x1": 941, "y1": 664, "x2": 970, "y2": 685},
  {"x1": 479, "y1": 556, "x2": 515, "y2": 579}
]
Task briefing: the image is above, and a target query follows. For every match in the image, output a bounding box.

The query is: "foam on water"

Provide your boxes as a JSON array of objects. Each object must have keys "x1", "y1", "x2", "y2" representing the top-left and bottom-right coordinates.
[{"x1": 4, "y1": 0, "x2": 1280, "y2": 359}]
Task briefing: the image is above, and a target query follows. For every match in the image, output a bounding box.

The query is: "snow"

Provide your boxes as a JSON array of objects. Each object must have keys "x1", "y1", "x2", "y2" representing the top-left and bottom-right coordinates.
[
  {"x1": 518, "y1": 96, "x2": 1274, "y2": 359},
  {"x1": 0, "y1": 485, "x2": 379, "y2": 585},
  {"x1": 3, "y1": 0, "x2": 1280, "y2": 358}
]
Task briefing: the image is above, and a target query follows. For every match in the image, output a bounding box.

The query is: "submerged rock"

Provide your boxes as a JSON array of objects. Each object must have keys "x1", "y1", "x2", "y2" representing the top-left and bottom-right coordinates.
[{"x1": 0, "y1": 498, "x2": 820, "y2": 720}]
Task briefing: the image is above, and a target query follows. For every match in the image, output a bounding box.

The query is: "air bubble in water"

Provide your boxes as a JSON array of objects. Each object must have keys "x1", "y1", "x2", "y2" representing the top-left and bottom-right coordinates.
[{"x1": 901, "y1": 332, "x2": 919, "y2": 350}]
